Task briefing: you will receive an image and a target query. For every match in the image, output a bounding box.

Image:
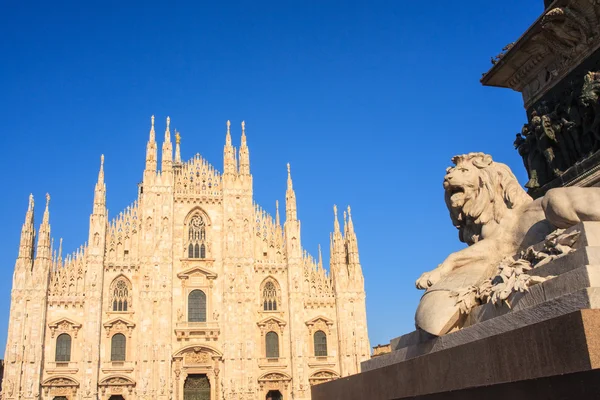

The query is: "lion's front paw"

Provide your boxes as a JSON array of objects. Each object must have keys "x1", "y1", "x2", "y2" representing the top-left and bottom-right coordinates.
[{"x1": 416, "y1": 269, "x2": 443, "y2": 290}]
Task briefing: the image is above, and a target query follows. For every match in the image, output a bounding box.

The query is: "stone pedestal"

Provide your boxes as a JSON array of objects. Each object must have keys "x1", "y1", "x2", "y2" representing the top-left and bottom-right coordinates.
[
  {"x1": 312, "y1": 310, "x2": 600, "y2": 400},
  {"x1": 312, "y1": 222, "x2": 600, "y2": 399}
]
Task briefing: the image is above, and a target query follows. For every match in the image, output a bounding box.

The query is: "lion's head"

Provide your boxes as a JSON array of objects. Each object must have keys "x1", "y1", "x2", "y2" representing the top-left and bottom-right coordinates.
[{"x1": 444, "y1": 153, "x2": 532, "y2": 245}]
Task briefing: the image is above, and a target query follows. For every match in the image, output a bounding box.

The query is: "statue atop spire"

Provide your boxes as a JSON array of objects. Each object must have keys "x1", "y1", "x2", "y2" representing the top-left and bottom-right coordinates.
[
  {"x1": 36, "y1": 193, "x2": 52, "y2": 262},
  {"x1": 333, "y1": 204, "x2": 340, "y2": 233},
  {"x1": 285, "y1": 163, "x2": 297, "y2": 221},
  {"x1": 145, "y1": 115, "x2": 158, "y2": 172},
  {"x1": 18, "y1": 194, "x2": 35, "y2": 261},
  {"x1": 93, "y1": 155, "x2": 107, "y2": 215},
  {"x1": 226, "y1": 120, "x2": 232, "y2": 144},
  {"x1": 97, "y1": 154, "x2": 105, "y2": 186},
  {"x1": 347, "y1": 205, "x2": 355, "y2": 234},
  {"x1": 223, "y1": 120, "x2": 236, "y2": 176},
  {"x1": 150, "y1": 115, "x2": 156, "y2": 142},
  {"x1": 44, "y1": 193, "x2": 50, "y2": 221},
  {"x1": 239, "y1": 120, "x2": 250, "y2": 175},
  {"x1": 276, "y1": 200, "x2": 281, "y2": 226},
  {"x1": 161, "y1": 116, "x2": 173, "y2": 171},
  {"x1": 175, "y1": 130, "x2": 182, "y2": 163}
]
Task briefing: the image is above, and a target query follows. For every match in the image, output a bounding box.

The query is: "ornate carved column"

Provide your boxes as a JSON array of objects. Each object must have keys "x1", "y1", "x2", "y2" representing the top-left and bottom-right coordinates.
[
  {"x1": 174, "y1": 359, "x2": 181, "y2": 400},
  {"x1": 213, "y1": 356, "x2": 221, "y2": 400}
]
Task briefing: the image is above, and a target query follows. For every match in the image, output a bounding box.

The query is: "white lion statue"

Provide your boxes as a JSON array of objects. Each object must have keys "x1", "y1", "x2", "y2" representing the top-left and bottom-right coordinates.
[{"x1": 415, "y1": 152, "x2": 600, "y2": 336}]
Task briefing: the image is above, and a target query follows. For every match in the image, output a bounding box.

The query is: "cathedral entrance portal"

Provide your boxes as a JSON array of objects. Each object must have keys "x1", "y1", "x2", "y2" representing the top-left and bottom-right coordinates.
[
  {"x1": 266, "y1": 390, "x2": 283, "y2": 400},
  {"x1": 108, "y1": 396, "x2": 125, "y2": 400},
  {"x1": 184, "y1": 374, "x2": 211, "y2": 400}
]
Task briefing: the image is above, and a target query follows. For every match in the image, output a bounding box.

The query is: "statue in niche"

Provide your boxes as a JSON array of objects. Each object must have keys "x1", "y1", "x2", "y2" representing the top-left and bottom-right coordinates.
[{"x1": 415, "y1": 153, "x2": 600, "y2": 336}]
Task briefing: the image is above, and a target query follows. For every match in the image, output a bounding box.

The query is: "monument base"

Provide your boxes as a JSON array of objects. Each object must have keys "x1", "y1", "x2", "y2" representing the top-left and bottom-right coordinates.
[{"x1": 311, "y1": 309, "x2": 600, "y2": 400}]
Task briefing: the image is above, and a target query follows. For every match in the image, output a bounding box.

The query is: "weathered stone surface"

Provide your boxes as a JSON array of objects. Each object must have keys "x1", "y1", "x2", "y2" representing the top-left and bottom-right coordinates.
[
  {"x1": 415, "y1": 152, "x2": 600, "y2": 336},
  {"x1": 2, "y1": 118, "x2": 370, "y2": 399},
  {"x1": 363, "y1": 287, "x2": 600, "y2": 372},
  {"x1": 314, "y1": 310, "x2": 600, "y2": 400}
]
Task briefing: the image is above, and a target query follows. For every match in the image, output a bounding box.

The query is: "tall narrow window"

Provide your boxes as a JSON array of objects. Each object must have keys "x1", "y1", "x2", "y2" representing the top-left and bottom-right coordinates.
[
  {"x1": 188, "y1": 290, "x2": 207, "y2": 322},
  {"x1": 111, "y1": 333, "x2": 126, "y2": 361},
  {"x1": 55, "y1": 333, "x2": 71, "y2": 362},
  {"x1": 110, "y1": 277, "x2": 132, "y2": 312},
  {"x1": 266, "y1": 331, "x2": 279, "y2": 358},
  {"x1": 262, "y1": 280, "x2": 278, "y2": 311},
  {"x1": 187, "y1": 215, "x2": 207, "y2": 259},
  {"x1": 314, "y1": 330, "x2": 328, "y2": 356}
]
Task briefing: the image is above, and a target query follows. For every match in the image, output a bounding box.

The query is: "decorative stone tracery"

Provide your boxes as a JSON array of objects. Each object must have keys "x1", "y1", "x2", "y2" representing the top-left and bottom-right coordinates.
[
  {"x1": 48, "y1": 318, "x2": 82, "y2": 338},
  {"x1": 103, "y1": 317, "x2": 135, "y2": 338},
  {"x1": 305, "y1": 315, "x2": 334, "y2": 335},
  {"x1": 98, "y1": 375, "x2": 136, "y2": 396},
  {"x1": 41, "y1": 376, "x2": 79, "y2": 398},
  {"x1": 309, "y1": 369, "x2": 339, "y2": 386},
  {"x1": 257, "y1": 371, "x2": 291, "y2": 392}
]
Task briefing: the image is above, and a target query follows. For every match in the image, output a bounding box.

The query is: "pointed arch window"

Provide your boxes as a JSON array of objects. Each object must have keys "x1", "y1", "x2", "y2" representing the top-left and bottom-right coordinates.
[
  {"x1": 111, "y1": 333, "x2": 126, "y2": 361},
  {"x1": 188, "y1": 290, "x2": 207, "y2": 322},
  {"x1": 111, "y1": 278, "x2": 131, "y2": 312},
  {"x1": 314, "y1": 330, "x2": 328, "y2": 357},
  {"x1": 55, "y1": 333, "x2": 71, "y2": 362},
  {"x1": 266, "y1": 331, "x2": 279, "y2": 358},
  {"x1": 262, "y1": 281, "x2": 278, "y2": 311},
  {"x1": 187, "y1": 214, "x2": 207, "y2": 259}
]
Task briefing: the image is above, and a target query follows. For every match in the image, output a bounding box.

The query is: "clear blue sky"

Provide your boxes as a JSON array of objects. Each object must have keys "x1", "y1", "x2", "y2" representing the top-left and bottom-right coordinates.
[{"x1": 0, "y1": 1, "x2": 543, "y2": 351}]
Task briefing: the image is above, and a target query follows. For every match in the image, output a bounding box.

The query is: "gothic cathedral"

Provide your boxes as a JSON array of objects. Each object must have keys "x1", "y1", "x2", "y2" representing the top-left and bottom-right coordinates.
[{"x1": 2, "y1": 117, "x2": 370, "y2": 400}]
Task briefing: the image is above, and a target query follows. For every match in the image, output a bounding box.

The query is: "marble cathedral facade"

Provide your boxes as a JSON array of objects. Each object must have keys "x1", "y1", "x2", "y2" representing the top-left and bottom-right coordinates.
[{"x1": 1, "y1": 117, "x2": 370, "y2": 400}]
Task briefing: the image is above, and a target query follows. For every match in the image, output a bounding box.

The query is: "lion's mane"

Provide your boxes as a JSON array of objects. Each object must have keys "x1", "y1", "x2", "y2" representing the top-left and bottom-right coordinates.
[{"x1": 445, "y1": 153, "x2": 532, "y2": 245}]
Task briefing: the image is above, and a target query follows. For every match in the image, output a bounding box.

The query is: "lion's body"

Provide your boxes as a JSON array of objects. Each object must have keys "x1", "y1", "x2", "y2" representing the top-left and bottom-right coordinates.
[{"x1": 415, "y1": 153, "x2": 600, "y2": 336}]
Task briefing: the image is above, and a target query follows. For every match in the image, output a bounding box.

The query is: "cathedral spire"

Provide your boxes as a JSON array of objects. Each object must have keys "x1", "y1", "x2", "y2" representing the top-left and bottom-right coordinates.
[
  {"x1": 275, "y1": 200, "x2": 281, "y2": 226},
  {"x1": 145, "y1": 115, "x2": 157, "y2": 172},
  {"x1": 35, "y1": 193, "x2": 52, "y2": 262},
  {"x1": 18, "y1": 194, "x2": 35, "y2": 260},
  {"x1": 175, "y1": 130, "x2": 181, "y2": 163},
  {"x1": 345, "y1": 205, "x2": 361, "y2": 267},
  {"x1": 161, "y1": 116, "x2": 173, "y2": 171},
  {"x1": 93, "y1": 154, "x2": 106, "y2": 216},
  {"x1": 347, "y1": 206, "x2": 355, "y2": 235},
  {"x1": 331, "y1": 204, "x2": 346, "y2": 278},
  {"x1": 223, "y1": 120, "x2": 237, "y2": 176},
  {"x1": 333, "y1": 204, "x2": 341, "y2": 234},
  {"x1": 318, "y1": 244, "x2": 323, "y2": 270},
  {"x1": 226, "y1": 119, "x2": 232, "y2": 145},
  {"x1": 285, "y1": 163, "x2": 297, "y2": 221},
  {"x1": 239, "y1": 121, "x2": 250, "y2": 175}
]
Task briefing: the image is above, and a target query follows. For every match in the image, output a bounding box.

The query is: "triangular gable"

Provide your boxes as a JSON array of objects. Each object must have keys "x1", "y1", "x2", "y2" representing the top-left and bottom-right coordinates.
[
  {"x1": 177, "y1": 265, "x2": 218, "y2": 280},
  {"x1": 305, "y1": 315, "x2": 334, "y2": 326}
]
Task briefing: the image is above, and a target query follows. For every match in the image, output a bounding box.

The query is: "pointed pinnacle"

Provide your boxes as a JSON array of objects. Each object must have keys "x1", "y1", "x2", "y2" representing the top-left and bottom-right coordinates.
[
  {"x1": 28, "y1": 193, "x2": 34, "y2": 211},
  {"x1": 333, "y1": 204, "x2": 340, "y2": 233},
  {"x1": 318, "y1": 244, "x2": 323, "y2": 267},
  {"x1": 149, "y1": 115, "x2": 156, "y2": 141}
]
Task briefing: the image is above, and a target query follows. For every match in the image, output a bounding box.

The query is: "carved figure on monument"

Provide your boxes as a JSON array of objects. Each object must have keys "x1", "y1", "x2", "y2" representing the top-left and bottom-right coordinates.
[
  {"x1": 580, "y1": 71, "x2": 600, "y2": 144},
  {"x1": 415, "y1": 152, "x2": 600, "y2": 335},
  {"x1": 514, "y1": 70, "x2": 600, "y2": 189},
  {"x1": 539, "y1": 7, "x2": 592, "y2": 60}
]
